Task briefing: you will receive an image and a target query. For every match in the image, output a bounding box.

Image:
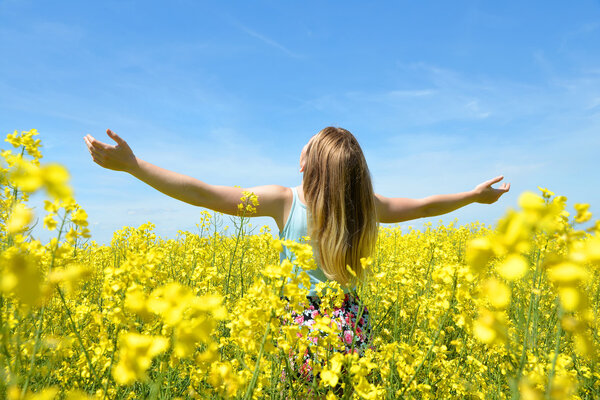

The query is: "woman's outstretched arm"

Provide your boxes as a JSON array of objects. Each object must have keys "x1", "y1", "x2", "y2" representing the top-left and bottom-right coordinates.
[
  {"x1": 375, "y1": 176, "x2": 510, "y2": 223},
  {"x1": 83, "y1": 129, "x2": 287, "y2": 219}
]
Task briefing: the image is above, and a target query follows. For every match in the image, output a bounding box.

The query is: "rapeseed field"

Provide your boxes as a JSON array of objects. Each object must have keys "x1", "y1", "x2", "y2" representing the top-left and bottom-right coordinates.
[{"x1": 1, "y1": 130, "x2": 598, "y2": 399}]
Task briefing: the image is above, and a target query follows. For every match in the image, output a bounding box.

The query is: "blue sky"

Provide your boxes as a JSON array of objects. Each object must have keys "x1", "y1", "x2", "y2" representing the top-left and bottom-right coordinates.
[{"x1": 1, "y1": 1, "x2": 599, "y2": 245}]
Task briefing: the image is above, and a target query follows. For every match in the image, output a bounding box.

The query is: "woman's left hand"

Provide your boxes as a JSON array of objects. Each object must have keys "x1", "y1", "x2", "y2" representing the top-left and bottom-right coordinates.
[{"x1": 473, "y1": 176, "x2": 510, "y2": 204}]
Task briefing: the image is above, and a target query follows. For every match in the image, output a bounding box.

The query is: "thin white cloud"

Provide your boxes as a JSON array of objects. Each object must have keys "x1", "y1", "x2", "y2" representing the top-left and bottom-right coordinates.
[
  {"x1": 228, "y1": 17, "x2": 302, "y2": 59},
  {"x1": 298, "y1": 60, "x2": 600, "y2": 130},
  {"x1": 378, "y1": 89, "x2": 436, "y2": 98},
  {"x1": 129, "y1": 127, "x2": 299, "y2": 185},
  {"x1": 559, "y1": 21, "x2": 600, "y2": 52},
  {"x1": 586, "y1": 97, "x2": 600, "y2": 111}
]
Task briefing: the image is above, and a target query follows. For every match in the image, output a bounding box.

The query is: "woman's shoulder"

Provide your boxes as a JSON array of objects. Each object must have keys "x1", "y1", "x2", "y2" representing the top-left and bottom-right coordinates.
[
  {"x1": 239, "y1": 185, "x2": 291, "y2": 232},
  {"x1": 279, "y1": 186, "x2": 295, "y2": 232},
  {"x1": 251, "y1": 185, "x2": 294, "y2": 232}
]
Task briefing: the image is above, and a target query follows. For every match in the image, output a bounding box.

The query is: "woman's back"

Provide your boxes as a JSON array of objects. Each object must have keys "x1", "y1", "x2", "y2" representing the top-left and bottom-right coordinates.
[
  {"x1": 279, "y1": 189, "x2": 373, "y2": 385},
  {"x1": 278, "y1": 186, "x2": 355, "y2": 296}
]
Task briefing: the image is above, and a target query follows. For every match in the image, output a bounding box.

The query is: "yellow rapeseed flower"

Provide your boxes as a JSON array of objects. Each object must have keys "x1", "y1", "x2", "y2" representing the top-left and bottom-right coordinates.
[
  {"x1": 124, "y1": 285, "x2": 153, "y2": 320},
  {"x1": 557, "y1": 287, "x2": 583, "y2": 312},
  {"x1": 71, "y1": 208, "x2": 89, "y2": 227},
  {"x1": 113, "y1": 333, "x2": 169, "y2": 385},
  {"x1": 496, "y1": 254, "x2": 528, "y2": 281},
  {"x1": 42, "y1": 163, "x2": 72, "y2": 200},
  {"x1": 547, "y1": 262, "x2": 589, "y2": 285},
  {"x1": 10, "y1": 158, "x2": 43, "y2": 192},
  {"x1": 43, "y1": 199, "x2": 60, "y2": 213},
  {"x1": 573, "y1": 333, "x2": 595, "y2": 358},
  {"x1": 5, "y1": 130, "x2": 21, "y2": 147},
  {"x1": 583, "y1": 237, "x2": 600, "y2": 263},
  {"x1": 473, "y1": 308, "x2": 506, "y2": 345},
  {"x1": 466, "y1": 237, "x2": 494, "y2": 273},
  {"x1": 574, "y1": 203, "x2": 592, "y2": 223},
  {"x1": 353, "y1": 376, "x2": 381, "y2": 400},
  {"x1": 482, "y1": 278, "x2": 511, "y2": 310},
  {"x1": 65, "y1": 389, "x2": 102, "y2": 399},
  {"x1": 320, "y1": 368, "x2": 339, "y2": 387},
  {"x1": 518, "y1": 377, "x2": 543, "y2": 400},
  {"x1": 0, "y1": 248, "x2": 42, "y2": 306},
  {"x1": 537, "y1": 186, "x2": 555, "y2": 199},
  {"x1": 208, "y1": 361, "x2": 243, "y2": 398},
  {"x1": 7, "y1": 203, "x2": 34, "y2": 234},
  {"x1": 519, "y1": 192, "x2": 545, "y2": 213},
  {"x1": 147, "y1": 283, "x2": 194, "y2": 325},
  {"x1": 360, "y1": 256, "x2": 373, "y2": 270},
  {"x1": 48, "y1": 263, "x2": 93, "y2": 295},
  {"x1": 43, "y1": 214, "x2": 57, "y2": 230}
]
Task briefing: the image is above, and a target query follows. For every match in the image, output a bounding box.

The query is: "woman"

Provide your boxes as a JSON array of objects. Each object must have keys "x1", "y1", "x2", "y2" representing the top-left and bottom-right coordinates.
[{"x1": 84, "y1": 126, "x2": 510, "y2": 385}]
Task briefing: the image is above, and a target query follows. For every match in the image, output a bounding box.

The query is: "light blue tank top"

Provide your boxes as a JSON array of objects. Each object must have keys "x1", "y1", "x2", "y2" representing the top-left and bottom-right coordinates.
[{"x1": 278, "y1": 186, "x2": 352, "y2": 297}]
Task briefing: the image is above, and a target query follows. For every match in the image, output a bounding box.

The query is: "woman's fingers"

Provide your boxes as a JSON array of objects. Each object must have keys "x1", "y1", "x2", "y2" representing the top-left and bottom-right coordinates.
[
  {"x1": 86, "y1": 135, "x2": 109, "y2": 151},
  {"x1": 84, "y1": 136, "x2": 95, "y2": 154},
  {"x1": 90, "y1": 150, "x2": 104, "y2": 166},
  {"x1": 91, "y1": 156, "x2": 103, "y2": 166},
  {"x1": 89, "y1": 146, "x2": 104, "y2": 162},
  {"x1": 486, "y1": 175, "x2": 504, "y2": 187},
  {"x1": 106, "y1": 129, "x2": 126, "y2": 146},
  {"x1": 496, "y1": 183, "x2": 510, "y2": 198},
  {"x1": 86, "y1": 134, "x2": 112, "y2": 151},
  {"x1": 85, "y1": 137, "x2": 100, "y2": 154},
  {"x1": 90, "y1": 146, "x2": 103, "y2": 158},
  {"x1": 84, "y1": 135, "x2": 108, "y2": 166}
]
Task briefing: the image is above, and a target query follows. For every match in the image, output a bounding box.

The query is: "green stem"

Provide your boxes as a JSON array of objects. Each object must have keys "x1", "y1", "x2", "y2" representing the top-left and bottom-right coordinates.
[
  {"x1": 400, "y1": 308, "x2": 451, "y2": 397},
  {"x1": 545, "y1": 303, "x2": 563, "y2": 399},
  {"x1": 0, "y1": 313, "x2": 15, "y2": 381},
  {"x1": 225, "y1": 210, "x2": 247, "y2": 296},
  {"x1": 282, "y1": 352, "x2": 300, "y2": 400},
  {"x1": 56, "y1": 285, "x2": 101, "y2": 385},
  {"x1": 102, "y1": 330, "x2": 119, "y2": 400},
  {"x1": 400, "y1": 264, "x2": 458, "y2": 397},
  {"x1": 4, "y1": 148, "x2": 26, "y2": 251},
  {"x1": 243, "y1": 317, "x2": 271, "y2": 400},
  {"x1": 515, "y1": 247, "x2": 543, "y2": 382},
  {"x1": 21, "y1": 210, "x2": 68, "y2": 396},
  {"x1": 238, "y1": 245, "x2": 248, "y2": 297},
  {"x1": 530, "y1": 240, "x2": 548, "y2": 354}
]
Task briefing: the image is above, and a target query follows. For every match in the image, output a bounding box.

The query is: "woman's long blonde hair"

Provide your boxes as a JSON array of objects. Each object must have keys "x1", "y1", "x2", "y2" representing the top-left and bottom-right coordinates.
[{"x1": 303, "y1": 127, "x2": 379, "y2": 287}]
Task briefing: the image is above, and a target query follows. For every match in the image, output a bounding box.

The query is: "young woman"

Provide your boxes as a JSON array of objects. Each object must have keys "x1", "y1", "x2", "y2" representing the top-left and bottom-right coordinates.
[{"x1": 84, "y1": 126, "x2": 510, "y2": 381}]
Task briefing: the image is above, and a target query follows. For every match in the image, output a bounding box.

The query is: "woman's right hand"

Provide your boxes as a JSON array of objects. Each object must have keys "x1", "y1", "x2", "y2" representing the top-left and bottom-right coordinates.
[{"x1": 84, "y1": 129, "x2": 137, "y2": 172}]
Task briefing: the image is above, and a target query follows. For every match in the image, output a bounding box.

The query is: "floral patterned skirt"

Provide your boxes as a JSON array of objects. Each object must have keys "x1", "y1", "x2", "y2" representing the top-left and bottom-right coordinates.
[{"x1": 280, "y1": 292, "x2": 372, "y2": 383}]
